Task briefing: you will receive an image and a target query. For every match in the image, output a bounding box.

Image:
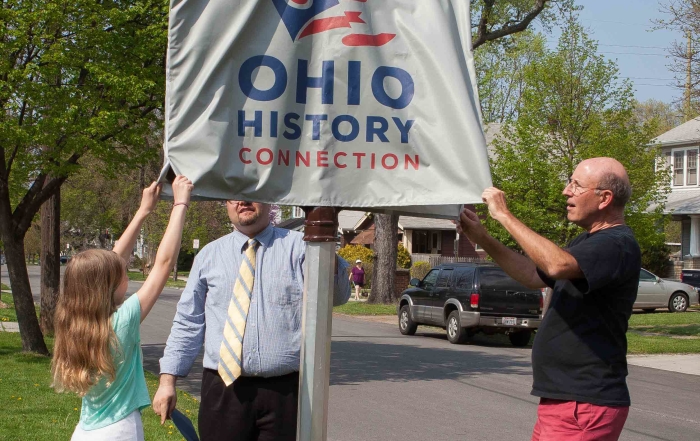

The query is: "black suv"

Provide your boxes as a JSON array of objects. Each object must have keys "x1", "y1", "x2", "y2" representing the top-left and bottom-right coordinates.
[{"x1": 397, "y1": 263, "x2": 543, "y2": 346}]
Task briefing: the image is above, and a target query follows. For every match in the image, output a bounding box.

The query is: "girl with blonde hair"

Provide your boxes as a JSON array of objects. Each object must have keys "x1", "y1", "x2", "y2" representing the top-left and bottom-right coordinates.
[{"x1": 52, "y1": 176, "x2": 193, "y2": 441}]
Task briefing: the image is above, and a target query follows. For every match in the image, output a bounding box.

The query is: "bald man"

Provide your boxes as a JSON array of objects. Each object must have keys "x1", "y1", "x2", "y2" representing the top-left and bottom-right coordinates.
[{"x1": 458, "y1": 158, "x2": 640, "y2": 441}]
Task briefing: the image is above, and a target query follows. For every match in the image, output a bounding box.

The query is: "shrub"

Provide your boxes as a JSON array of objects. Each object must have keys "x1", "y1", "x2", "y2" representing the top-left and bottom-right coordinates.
[
  {"x1": 397, "y1": 244, "x2": 411, "y2": 269},
  {"x1": 338, "y1": 245, "x2": 374, "y2": 266},
  {"x1": 410, "y1": 261, "x2": 432, "y2": 280}
]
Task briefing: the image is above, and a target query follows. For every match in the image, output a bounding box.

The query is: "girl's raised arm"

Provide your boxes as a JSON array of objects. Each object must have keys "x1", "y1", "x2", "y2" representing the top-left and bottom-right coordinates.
[
  {"x1": 136, "y1": 176, "x2": 193, "y2": 322},
  {"x1": 113, "y1": 182, "x2": 162, "y2": 262}
]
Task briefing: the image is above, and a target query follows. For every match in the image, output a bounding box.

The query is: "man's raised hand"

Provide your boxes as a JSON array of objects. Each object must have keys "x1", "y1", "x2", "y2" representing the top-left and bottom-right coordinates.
[{"x1": 481, "y1": 187, "x2": 511, "y2": 222}]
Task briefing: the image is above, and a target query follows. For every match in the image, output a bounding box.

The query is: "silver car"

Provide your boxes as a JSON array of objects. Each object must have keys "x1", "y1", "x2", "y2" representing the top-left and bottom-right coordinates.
[{"x1": 636, "y1": 269, "x2": 699, "y2": 312}]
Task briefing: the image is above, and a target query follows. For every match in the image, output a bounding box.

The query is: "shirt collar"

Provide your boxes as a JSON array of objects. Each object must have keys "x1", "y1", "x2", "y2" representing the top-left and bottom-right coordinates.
[{"x1": 232, "y1": 223, "x2": 275, "y2": 252}]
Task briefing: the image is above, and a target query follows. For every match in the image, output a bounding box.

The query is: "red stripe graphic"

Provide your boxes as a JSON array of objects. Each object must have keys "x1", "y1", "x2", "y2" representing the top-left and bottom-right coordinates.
[
  {"x1": 299, "y1": 11, "x2": 365, "y2": 39},
  {"x1": 342, "y1": 33, "x2": 396, "y2": 46}
]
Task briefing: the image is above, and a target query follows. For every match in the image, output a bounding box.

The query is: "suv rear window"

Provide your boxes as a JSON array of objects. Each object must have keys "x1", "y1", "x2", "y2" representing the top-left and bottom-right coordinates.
[
  {"x1": 479, "y1": 267, "x2": 529, "y2": 291},
  {"x1": 453, "y1": 267, "x2": 475, "y2": 290},
  {"x1": 436, "y1": 269, "x2": 453, "y2": 288}
]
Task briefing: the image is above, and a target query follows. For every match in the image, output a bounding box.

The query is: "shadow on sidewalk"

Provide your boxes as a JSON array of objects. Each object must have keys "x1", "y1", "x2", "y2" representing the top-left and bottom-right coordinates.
[
  {"x1": 142, "y1": 338, "x2": 532, "y2": 396},
  {"x1": 330, "y1": 339, "x2": 531, "y2": 386},
  {"x1": 142, "y1": 344, "x2": 204, "y2": 399}
]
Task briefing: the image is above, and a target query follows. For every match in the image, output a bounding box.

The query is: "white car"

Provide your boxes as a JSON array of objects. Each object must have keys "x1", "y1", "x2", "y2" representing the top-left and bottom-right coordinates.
[{"x1": 636, "y1": 269, "x2": 699, "y2": 313}]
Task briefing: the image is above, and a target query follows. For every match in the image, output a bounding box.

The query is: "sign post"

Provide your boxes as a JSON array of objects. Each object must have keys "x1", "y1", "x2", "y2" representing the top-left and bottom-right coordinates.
[{"x1": 298, "y1": 207, "x2": 339, "y2": 441}]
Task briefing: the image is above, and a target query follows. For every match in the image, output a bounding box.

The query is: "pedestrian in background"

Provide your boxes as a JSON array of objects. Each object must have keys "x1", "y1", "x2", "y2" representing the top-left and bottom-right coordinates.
[
  {"x1": 52, "y1": 176, "x2": 193, "y2": 441},
  {"x1": 350, "y1": 259, "x2": 366, "y2": 301},
  {"x1": 154, "y1": 201, "x2": 351, "y2": 441},
  {"x1": 458, "y1": 157, "x2": 640, "y2": 441}
]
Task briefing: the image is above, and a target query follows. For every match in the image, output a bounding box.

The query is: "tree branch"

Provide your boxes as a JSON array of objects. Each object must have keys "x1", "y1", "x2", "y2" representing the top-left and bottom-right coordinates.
[
  {"x1": 15, "y1": 154, "x2": 81, "y2": 235},
  {"x1": 473, "y1": 0, "x2": 548, "y2": 50}
]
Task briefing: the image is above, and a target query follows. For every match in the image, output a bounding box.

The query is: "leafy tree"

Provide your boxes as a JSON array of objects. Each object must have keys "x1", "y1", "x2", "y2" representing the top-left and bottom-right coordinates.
[
  {"x1": 476, "y1": 30, "x2": 547, "y2": 123},
  {"x1": 470, "y1": 0, "x2": 574, "y2": 49},
  {"x1": 487, "y1": 17, "x2": 669, "y2": 273},
  {"x1": 0, "y1": 0, "x2": 168, "y2": 353},
  {"x1": 633, "y1": 99, "x2": 684, "y2": 138},
  {"x1": 370, "y1": 1, "x2": 568, "y2": 305}
]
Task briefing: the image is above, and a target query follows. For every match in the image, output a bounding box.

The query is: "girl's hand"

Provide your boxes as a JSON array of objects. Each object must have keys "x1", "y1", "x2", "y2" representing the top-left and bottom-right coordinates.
[
  {"x1": 172, "y1": 175, "x2": 194, "y2": 206},
  {"x1": 138, "y1": 182, "x2": 162, "y2": 215}
]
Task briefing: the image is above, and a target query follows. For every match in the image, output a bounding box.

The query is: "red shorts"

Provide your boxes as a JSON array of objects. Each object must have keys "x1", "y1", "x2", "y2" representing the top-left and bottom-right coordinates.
[{"x1": 531, "y1": 398, "x2": 629, "y2": 441}]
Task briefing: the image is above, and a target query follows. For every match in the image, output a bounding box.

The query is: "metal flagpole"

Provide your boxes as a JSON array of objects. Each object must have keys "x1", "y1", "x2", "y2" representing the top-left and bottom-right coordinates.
[{"x1": 297, "y1": 207, "x2": 339, "y2": 441}]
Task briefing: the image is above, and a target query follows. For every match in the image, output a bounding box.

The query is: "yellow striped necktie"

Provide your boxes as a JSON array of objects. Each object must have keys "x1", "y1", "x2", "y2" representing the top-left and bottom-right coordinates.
[{"x1": 218, "y1": 238, "x2": 258, "y2": 386}]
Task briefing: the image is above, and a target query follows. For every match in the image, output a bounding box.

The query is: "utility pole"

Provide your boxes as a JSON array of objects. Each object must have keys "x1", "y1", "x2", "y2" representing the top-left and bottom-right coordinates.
[{"x1": 687, "y1": 30, "x2": 693, "y2": 119}]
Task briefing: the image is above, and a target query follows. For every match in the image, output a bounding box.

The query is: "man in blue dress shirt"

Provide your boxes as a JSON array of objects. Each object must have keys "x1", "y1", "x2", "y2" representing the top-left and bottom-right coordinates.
[{"x1": 154, "y1": 201, "x2": 350, "y2": 440}]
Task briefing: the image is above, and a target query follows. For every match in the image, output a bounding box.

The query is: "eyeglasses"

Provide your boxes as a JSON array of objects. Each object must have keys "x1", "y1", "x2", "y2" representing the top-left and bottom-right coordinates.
[{"x1": 565, "y1": 177, "x2": 602, "y2": 195}]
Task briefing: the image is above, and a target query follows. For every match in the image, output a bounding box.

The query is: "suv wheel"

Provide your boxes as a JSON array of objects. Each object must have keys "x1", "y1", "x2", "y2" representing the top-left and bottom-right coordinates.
[
  {"x1": 399, "y1": 305, "x2": 418, "y2": 335},
  {"x1": 508, "y1": 330, "x2": 532, "y2": 347},
  {"x1": 446, "y1": 311, "x2": 469, "y2": 344},
  {"x1": 669, "y1": 292, "x2": 689, "y2": 313}
]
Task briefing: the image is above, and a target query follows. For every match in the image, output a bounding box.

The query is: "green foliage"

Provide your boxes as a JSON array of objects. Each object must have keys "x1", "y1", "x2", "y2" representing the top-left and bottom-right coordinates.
[
  {"x1": 141, "y1": 200, "x2": 232, "y2": 259},
  {"x1": 410, "y1": 261, "x2": 432, "y2": 280},
  {"x1": 0, "y1": 333, "x2": 200, "y2": 440},
  {"x1": 397, "y1": 244, "x2": 411, "y2": 269},
  {"x1": 640, "y1": 242, "x2": 672, "y2": 276},
  {"x1": 338, "y1": 245, "x2": 375, "y2": 265},
  {"x1": 487, "y1": 16, "x2": 669, "y2": 262},
  {"x1": 475, "y1": 30, "x2": 547, "y2": 123},
  {"x1": 333, "y1": 302, "x2": 395, "y2": 316}
]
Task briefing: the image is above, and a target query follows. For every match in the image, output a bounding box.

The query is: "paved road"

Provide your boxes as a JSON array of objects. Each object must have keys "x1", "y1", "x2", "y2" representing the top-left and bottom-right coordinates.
[{"x1": 4, "y1": 264, "x2": 700, "y2": 440}]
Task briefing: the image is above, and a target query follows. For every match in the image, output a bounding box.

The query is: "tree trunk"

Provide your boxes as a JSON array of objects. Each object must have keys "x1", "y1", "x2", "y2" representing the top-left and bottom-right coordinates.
[
  {"x1": 368, "y1": 213, "x2": 399, "y2": 304},
  {"x1": 2, "y1": 234, "x2": 48, "y2": 354},
  {"x1": 40, "y1": 188, "x2": 61, "y2": 335}
]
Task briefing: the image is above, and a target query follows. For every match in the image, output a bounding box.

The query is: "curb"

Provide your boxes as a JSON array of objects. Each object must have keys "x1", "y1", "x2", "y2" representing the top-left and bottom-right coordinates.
[{"x1": 0, "y1": 321, "x2": 19, "y2": 332}]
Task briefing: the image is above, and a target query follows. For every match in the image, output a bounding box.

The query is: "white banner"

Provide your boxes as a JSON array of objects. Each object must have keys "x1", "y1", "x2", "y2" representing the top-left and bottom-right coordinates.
[{"x1": 161, "y1": 0, "x2": 492, "y2": 218}]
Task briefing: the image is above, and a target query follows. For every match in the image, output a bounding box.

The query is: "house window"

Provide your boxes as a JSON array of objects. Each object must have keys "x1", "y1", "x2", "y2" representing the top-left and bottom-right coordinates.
[
  {"x1": 411, "y1": 230, "x2": 441, "y2": 254},
  {"x1": 674, "y1": 151, "x2": 684, "y2": 186},
  {"x1": 688, "y1": 150, "x2": 698, "y2": 185},
  {"x1": 412, "y1": 230, "x2": 430, "y2": 254},
  {"x1": 671, "y1": 148, "x2": 700, "y2": 187}
]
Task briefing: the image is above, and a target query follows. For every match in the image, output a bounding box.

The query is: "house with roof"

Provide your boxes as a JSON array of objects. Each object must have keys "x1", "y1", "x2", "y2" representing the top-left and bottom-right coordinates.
[
  {"x1": 340, "y1": 212, "x2": 485, "y2": 260},
  {"x1": 654, "y1": 116, "x2": 700, "y2": 259}
]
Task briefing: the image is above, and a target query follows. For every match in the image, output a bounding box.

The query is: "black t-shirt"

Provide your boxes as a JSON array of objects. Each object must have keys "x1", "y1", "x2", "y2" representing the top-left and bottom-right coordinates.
[{"x1": 532, "y1": 225, "x2": 641, "y2": 407}]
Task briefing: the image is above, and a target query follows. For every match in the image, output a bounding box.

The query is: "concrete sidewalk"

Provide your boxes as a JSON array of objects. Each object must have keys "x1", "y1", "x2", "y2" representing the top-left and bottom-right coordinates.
[{"x1": 628, "y1": 354, "x2": 700, "y2": 376}]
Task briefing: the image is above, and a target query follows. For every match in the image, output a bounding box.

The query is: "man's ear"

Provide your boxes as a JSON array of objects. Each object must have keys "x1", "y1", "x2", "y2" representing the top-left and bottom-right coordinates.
[{"x1": 598, "y1": 189, "x2": 615, "y2": 210}]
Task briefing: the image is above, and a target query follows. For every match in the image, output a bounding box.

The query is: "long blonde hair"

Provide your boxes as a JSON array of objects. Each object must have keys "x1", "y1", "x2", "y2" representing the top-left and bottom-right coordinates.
[{"x1": 51, "y1": 249, "x2": 124, "y2": 396}]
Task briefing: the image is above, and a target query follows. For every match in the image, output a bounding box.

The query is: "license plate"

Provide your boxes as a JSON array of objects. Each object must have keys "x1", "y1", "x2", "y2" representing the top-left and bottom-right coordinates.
[{"x1": 503, "y1": 317, "x2": 517, "y2": 326}]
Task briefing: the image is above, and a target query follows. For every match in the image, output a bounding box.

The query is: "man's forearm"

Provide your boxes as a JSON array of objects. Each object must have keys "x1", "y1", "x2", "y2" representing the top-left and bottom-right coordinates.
[
  {"x1": 159, "y1": 373, "x2": 178, "y2": 387},
  {"x1": 478, "y1": 234, "x2": 544, "y2": 289},
  {"x1": 498, "y1": 214, "x2": 582, "y2": 280}
]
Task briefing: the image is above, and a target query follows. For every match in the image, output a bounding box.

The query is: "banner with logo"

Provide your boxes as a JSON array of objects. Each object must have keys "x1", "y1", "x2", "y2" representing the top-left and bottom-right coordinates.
[{"x1": 161, "y1": 0, "x2": 491, "y2": 218}]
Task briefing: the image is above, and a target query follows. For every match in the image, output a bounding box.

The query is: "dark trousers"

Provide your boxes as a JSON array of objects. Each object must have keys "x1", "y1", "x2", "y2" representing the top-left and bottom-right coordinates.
[{"x1": 199, "y1": 369, "x2": 299, "y2": 441}]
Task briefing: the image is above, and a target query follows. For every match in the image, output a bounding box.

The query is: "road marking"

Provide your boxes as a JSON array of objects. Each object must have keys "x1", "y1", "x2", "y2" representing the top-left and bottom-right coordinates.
[{"x1": 631, "y1": 407, "x2": 700, "y2": 426}]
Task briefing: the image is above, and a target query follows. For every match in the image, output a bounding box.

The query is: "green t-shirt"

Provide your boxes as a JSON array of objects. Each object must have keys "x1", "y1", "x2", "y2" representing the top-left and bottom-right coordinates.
[{"x1": 78, "y1": 294, "x2": 151, "y2": 430}]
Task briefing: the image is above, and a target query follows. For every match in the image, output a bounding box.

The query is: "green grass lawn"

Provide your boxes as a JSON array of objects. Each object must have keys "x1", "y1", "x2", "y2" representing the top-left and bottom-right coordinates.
[
  {"x1": 128, "y1": 270, "x2": 189, "y2": 289},
  {"x1": 333, "y1": 302, "x2": 396, "y2": 316},
  {"x1": 1, "y1": 283, "x2": 10, "y2": 291},
  {"x1": 627, "y1": 333, "x2": 700, "y2": 354},
  {"x1": 0, "y1": 333, "x2": 199, "y2": 440},
  {"x1": 0, "y1": 292, "x2": 40, "y2": 323},
  {"x1": 626, "y1": 310, "x2": 700, "y2": 353}
]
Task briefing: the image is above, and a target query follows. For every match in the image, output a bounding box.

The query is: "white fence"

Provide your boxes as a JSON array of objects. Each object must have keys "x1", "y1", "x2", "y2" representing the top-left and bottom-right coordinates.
[{"x1": 411, "y1": 254, "x2": 489, "y2": 267}]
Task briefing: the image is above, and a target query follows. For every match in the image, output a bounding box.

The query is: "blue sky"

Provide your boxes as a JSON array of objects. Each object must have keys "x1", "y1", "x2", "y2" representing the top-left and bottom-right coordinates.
[{"x1": 541, "y1": 0, "x2": 685, "y2": 104}]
